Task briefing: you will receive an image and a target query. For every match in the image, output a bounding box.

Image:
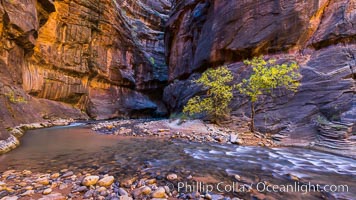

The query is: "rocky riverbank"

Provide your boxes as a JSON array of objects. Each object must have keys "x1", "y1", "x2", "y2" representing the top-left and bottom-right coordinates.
[
  {"x1": 0, "y1": 168, "x2": 251, "y2": 200},
  {"x1": 91, "y1": 119, "x2": 275, "y2": 148},
  {"x1": 0, "y1": 119, "x2": 74, "y2": 155}
]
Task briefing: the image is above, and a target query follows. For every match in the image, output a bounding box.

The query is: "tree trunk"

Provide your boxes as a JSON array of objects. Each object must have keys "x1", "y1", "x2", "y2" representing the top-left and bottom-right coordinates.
[{"x1": 250, "y1": 103, "x2": 255, "y2": 132}]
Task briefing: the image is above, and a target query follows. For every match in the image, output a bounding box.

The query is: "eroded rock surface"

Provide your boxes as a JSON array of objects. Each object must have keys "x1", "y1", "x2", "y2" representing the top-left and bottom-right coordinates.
[
  {"x1": 0, "y1": 0, "x2": 171, "y2": 147},
  {"x1": 163, "y1": 0, "x2": 356, "y2": 155}
]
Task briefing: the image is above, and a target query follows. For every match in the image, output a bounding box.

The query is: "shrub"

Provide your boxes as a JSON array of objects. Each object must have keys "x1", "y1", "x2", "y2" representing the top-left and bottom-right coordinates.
[
  {"x1": 236, "y1": 56, "x2": 301, "y2": 132},
  {"x1": 183, "y1": 66, "x2": 234, "y2": 122}
]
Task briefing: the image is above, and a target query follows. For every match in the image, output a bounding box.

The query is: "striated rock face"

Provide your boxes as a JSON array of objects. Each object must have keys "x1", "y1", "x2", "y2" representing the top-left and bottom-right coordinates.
[
  {"x1": 163, "y1": 0, "x2": 355, "y2": 156},
  {"x1": 0, "y1": 0, "x2": 171, "y2": 144}
]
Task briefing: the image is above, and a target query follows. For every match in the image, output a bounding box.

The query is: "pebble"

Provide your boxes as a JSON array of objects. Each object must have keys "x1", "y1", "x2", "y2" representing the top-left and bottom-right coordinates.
[
  {"x1": 97, "y1": 176, "x2": 115, "y2": 187},
  {"x1": 21, "y1": 190, "x2": 35, "y2": 196},
  {"x1": 76, "y1": 186, "x2": 88, "y2": 192},
  {"x1": 59, "y1": 183, "x2": 68, "y2": 190},
  {"x1": 146, "y1": 179, "x2": 156, "y2": 184},
  {"x1": 83, "y1": 190, "x2": 94, "y2": 198},
  {"x1": 43, "y1": 188, "x2": 52, "y2": 195},
  {"x1": 37, "y1": 177, "x2": 50, "y2": 185},
  {"x1": 51, "y1": 173, "x2": 60, "y2": 179},
  {"x1": 118, "y1": 188, "x2": 128, "y2": 196},
  {"x1": 141, "y1": 186, "x2": 152, "y2": 195},
  {"x1": 82, "y1": 175, "x2": 100, "y2": 186},
  {"x1": 38, "y1": 193, "x2": 66, "y2": 200},
  {"x1": 119, "y1": 195, "x2": 133, "y2": 200},
  {"x1": 166, "y1": 173, "x2": 178, "y2": 181},
  {"x1": 1, "y1": 197, "x2": 18, "y2": 200},
  {"x1": 151, "y1": 187, "x2": 166, "y2": 198},
  {"x1": 62, "y1": 171, "x2": 74, "y2": 178}
]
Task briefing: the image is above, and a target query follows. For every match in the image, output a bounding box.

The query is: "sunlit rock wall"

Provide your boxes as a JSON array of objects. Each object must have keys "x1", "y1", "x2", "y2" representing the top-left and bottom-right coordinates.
[{"x1": 0, "y1": 0, "x2": 171, "y2": 142}]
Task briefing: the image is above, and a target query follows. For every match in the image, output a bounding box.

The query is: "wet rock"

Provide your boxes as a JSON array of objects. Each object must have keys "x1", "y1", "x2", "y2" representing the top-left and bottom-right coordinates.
[
  {"x1": 146, "y1": 179, "x2": 157, "y2": 184},
  {"x1": 38, "y1": 193, "x2": 66, "y2": 200},
  {"x1": 97, "y1": 176, "x2": 114, "y2": 187},
  {"x1": 37, "y1": 177, "x2": 50, "y2": 185},
  {"x1": 1, "y1": 197, "x2": 18, "y2": 200},
  {"x1": 75, "y1": 186, "x2": 88, "y2": 192},
  {"x1": 83, "y1": 189, "x2": 94, "y2": 198},
  {"x1": 82, "y1": 175, "x2": 99, "y2": 186},
  {"x1": 50, "y1": 173, "x2": 60, "y2": 179},
  {"x1": 119, "y1": 195, "x2": 133, "y2": 200},
  {"x1": 59, "y1": 183, "x2": 68, "y2": 190},
  {"x1": 166, "y1": 173, "x2": 178, "y2": 181},
  {"x1": 287, "y1": 174, "x2": 300, "y2": 182},
  {"x1": 118, "y1": 188, "x2": 129, "y2": 196},
  {"x1": 151, "y1": 187, "x2": 167, "y2": 198},
  {"x1": 61, "y1": 171, "x2": 74, "y2": 178},
  {"x1": 141, "y1": 186, "x2": 152, "y2": 195},
  {"x1": 234, "y1": 174, "x2": 241, "y2": 181},
  {"x1": 20, "y1": 190, "x2": 34, "y2": 196},
  {"x1": 22, "y1": 170, "x2": 32, "y2": 175},
  {"x1": 230, "y1": 134, "x2": 239, "y2": 144},
  {"x1": 43, "y1": 188, "x2": 52, "y2": 195}
]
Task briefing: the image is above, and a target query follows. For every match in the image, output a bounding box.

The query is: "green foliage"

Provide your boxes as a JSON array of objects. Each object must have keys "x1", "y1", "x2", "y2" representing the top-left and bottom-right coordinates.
[
  {"x1": 236, "y1": 56, "x2": 301, "y2": 132},
  {"x1": 5, "y1": 91, "x2": 27, "y2": 104},
  {"x1": 183, "y1": 66, "x2": 234, "y2": 120},
  {"x1": 236, "y1": 56, "x2": 301, "y2": 102}
]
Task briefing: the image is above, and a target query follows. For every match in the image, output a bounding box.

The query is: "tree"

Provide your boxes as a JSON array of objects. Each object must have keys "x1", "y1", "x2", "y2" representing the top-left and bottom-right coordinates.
[
  {"x1": 236, "y1": 56, "x2": 301, "y2": 132},
  {"x1": 183, "y1": 66, "x2": 234, "y2": 122}
]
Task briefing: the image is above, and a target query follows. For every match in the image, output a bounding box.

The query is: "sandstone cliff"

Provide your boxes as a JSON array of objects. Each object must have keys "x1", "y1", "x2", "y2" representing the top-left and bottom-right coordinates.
[
  {"x1": 0, "y1": 0, "x2": 171, "y2": 145},
  {"x1": 163, "y1": 0, "x2": 355, "y2": 156},
  {"x1": 0, "y1": 0, "x2": 355, "y2": 156}
]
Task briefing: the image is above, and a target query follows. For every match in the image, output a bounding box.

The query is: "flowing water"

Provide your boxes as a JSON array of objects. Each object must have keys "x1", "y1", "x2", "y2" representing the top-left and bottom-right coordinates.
[{"x1": 0, "y1": 124, "x2": 355, "y2": 199}]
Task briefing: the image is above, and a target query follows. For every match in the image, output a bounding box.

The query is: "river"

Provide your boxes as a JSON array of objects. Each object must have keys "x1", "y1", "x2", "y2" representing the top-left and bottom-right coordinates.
[{"x1": 0, "y1": 123, "x2": 355, "y2": 199}]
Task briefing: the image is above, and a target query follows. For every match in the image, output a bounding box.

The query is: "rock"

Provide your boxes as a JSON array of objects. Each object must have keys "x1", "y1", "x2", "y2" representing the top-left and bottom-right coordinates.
[
  {"x1": 119, "y1": 195, "x2": 133, "y2": 200},
  {"x1": 25, "y1": 186, "x2": 33, "y2": 190},
  {"x1": 19, "y1": 182, "x2": 27, "y2": 187},
  {"x1": 59, "y1": 183, "x2": 68, "y2": 190},
  {"x1": 163, "y1": 0, "x2": 356, "y2": 158},
  {"x1": 141, "y1": 186, "x2": 152, "y2": 195},
  {"x1": 146, "y1": 179, "x2": 156, "y2": 184},
  {"x1": 37, "y1": 177, "x2": 50, "y2": 185},
  {"x1": 61, "y1": 171, "x2": 74, "y2": 178},
  {"x1": 234, "y1": 174, "x2": 241, "y2": 181},
  {"x1": 0, "y1": 0, "x2": 171, "y2": 155},
  {"x1": 82, "y1": 175, "x2": 100, "y2": 186},
  {"x1": 230, "y1": 134, "x2": 239, "y2": 144},
  {"x1": 50, "y1": 173, "x2": 60, "y2": 179},
  {"x1": 151, "y1": 187, "x2": 166, "y2": 198},
  {"x1": 43, "y1": 188, "x2": 52, "y2": 195},
  {"x1": 38, "y1": 193, "x2": 66, "y2": 200},
  {"x1": 21, "y1": 190, "x2": 34, "y2": 196},
  {"x1": 1, "y1": 197, "x2": 18, "y2": 200},
  {"x1": 118, "y1": 188, "x2": 129, "y2": 196},
  {"x1": 97, "y1": 176, "x2": 115, "y2": 187},
  {"x1": 75, "y1": 186, "x2": 88, "y2": 192},
  {"x1": 166, "y1": 173, "x2": 178, "y2": 181},
  {"x1": 163, "y1": 186, "x2": 170, "y2": 194},
  {"x1": 22, "y1": 170, "x2": 32, "y2": 175},
  {"x1": 287, "y1": 174, "x2": 300, "y2": 182},
  {"x1": 83, "y1": 190, "x2": 94, "y2": 198}
]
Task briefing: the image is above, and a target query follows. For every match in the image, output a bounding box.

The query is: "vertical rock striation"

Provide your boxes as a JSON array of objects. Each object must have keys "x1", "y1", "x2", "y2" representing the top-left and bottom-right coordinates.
[
  {"x1": 0, "y1": 0, "x2": 171, "y2": 150},
  {"x1": 163, "y1": 0, "x2": 356, "y2": 156}
]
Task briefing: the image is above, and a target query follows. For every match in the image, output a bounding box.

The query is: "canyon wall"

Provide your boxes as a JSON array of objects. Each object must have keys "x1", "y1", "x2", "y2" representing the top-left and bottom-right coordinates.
[
  {"x1": 0, "y1": 0, "x2": 355, "y2": 156},
  {"x1": 163, "y1": 0, "x2": 356, "y2": 155},
  {"x1": 0, "y1": 0, "x2": 171, "y2": 145}
]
